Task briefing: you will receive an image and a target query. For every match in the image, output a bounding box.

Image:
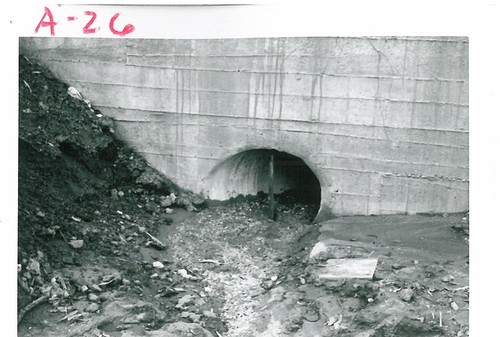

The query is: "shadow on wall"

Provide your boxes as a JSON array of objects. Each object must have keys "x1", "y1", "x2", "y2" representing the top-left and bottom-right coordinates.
[{"x1": 205, "y1": 148, "x2": 322, "y2": 214}]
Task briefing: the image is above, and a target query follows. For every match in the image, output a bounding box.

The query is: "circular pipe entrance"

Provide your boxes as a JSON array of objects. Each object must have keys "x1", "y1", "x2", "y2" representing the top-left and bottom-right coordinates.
[{"x1": 205, "y1": 149, "x2": 322, "y2": 219}]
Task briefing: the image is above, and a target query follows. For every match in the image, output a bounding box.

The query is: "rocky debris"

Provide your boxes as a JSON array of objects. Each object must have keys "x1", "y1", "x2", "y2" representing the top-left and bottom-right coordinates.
[
  {"x1": 152, "y1": 261, "x2": 165, "y2": 269},
  {"x1": 85, "y1": 302, "x2": 100, "y2": 313},
  {"x1": 69, "y1": 239, "x2": 84, "y2": 249},
  {"x1": 398, "y1": 288, "x2": 414, "y2": 302},
  {"x1": 120, "y1": 322, "x2": 214, "y2": 337},
  {"x1": 160, "y1": 193, "x2": 177, "y2": 207},
  {"x1": 144, "y1": 232, "x2": 167, "y2": 250},
  {"x1": 88, "y1": 293, "x2": 100, "y2": 302},
  {"x1": 309, "y1": 241, "x2": 329, "y2": 260},
  {"x1": 175, "y1": 192, "x2": 206, "y2": 212}
]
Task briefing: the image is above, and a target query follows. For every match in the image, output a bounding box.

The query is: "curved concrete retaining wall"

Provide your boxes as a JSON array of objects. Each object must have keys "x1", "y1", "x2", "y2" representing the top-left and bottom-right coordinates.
[{"x1": 20, "y1": 37, "x2": 469, "y2": 218}]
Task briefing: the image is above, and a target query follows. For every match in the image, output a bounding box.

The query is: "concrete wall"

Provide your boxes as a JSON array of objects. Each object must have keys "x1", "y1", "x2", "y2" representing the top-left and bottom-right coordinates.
[{"x1": 20, "y1": 37, "x2": 469, "y2": 218}]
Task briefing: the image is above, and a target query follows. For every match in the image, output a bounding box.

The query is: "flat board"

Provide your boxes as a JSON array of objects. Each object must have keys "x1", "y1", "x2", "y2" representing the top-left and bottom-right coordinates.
[{"x1": 316, "y1": 258, "x2": 378, "y2": 280}]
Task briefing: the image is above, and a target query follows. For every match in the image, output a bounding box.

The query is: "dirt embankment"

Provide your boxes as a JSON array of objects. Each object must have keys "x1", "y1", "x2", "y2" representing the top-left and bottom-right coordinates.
[{"x1": 17, "y1": 55, "x2": 207, "y2": 328}]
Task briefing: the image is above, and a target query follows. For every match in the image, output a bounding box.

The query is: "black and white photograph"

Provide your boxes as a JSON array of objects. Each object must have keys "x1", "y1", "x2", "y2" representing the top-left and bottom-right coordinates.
[{"x1": 5, "y1": 1, "x2": 498, "y2": 336}]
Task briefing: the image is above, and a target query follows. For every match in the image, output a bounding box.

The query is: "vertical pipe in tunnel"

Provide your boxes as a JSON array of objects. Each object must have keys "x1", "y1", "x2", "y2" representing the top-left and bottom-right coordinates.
[{"x1": 268, "y1": 153, "x2": 277, "y2": 220}]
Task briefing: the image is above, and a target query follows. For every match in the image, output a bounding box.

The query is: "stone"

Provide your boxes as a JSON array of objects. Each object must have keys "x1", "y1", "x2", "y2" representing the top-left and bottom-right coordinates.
[
  {"x1": 88, "y1": 293, "x2": 100, "y2": 302},
  {"x1": 153, "y1": 261, "x2": 165, "y2": 269},
  {"x1": 145, "y1": 322, "x2": 214, "y2": 337},
  {"x1": 91, "y1": 284, "x2": 102, "y2": 292},
  {"x1": 99, "y1": 292, "x2": 114, "y2": 302},
  {"x1": 165, "y1": 208, "x2": 174, "y2": 214},
  {"x1": 261, "y1": 280, "x2": 274, "y2": 290},
  {"x1": 69, "y1": 239, "x2": 84, "y2": 249},
  {"x1": 85, "y1": 303, "x2": 100, "y2": 313},
  {"x1": 399, "y1": 288, "x2": 414, "y2": 302},
  {"x1": 27, "y1": 258, "x2": 41, "y2": 275},
  {"x1": 121, "y1": 315, "x2": 141, "y2": 324},
  {"x1": 203, "y1": 310, "x2": 217, "y2": 318},
  {"x1": 161, "y1": 193, "x2": 176, "y2": 207},
  {"x1": 391, "y1": 263, "x2": 405, "y2": 270},
  {"x1": 441, "y1": 275, "x2": 454, "y2": 283},
  {"x1": 176, "y1": 294, "x2": 194, "y2": 308},
  {"x1": 309, "y1": 242, "x2": 329, "y2": 260}
]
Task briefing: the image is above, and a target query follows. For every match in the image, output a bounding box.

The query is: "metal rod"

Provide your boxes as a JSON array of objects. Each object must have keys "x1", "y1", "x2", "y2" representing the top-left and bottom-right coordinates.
[{"x1": 268, "y1": 153, "x2": 277, "y2": 220}]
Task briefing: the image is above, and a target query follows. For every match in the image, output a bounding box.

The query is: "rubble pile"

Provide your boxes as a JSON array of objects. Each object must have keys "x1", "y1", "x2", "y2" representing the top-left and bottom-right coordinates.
[{"x1": 17, "y1": 56, "x2": 208, "y2": 330}]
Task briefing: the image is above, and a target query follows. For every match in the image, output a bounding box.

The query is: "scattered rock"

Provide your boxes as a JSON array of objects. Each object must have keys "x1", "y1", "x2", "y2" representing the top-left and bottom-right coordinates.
[
  {"x1": 121, "y1": 315, "x2": 141, "y2": 325},
  {"x1": 177, "y1": 269, "x2": 194, "y2": 279},
  {"x1": 391, "y1": 263, "x2": 405, "y2": 270},
  {"x1": 261, "y1": 280, "x2": 274, "y2": 290},
  {"x1": 27, "y1": 258, "x2": 41, "y2": 275},
  {"x1": 399, "y1": 288, "x2": 414, "y2": 302},
  {"x1": 180, "y1": 311, "x2": 201, "y2": 322},
  {"x1": 99, "y1": 292, "x2": 114, "y2": 302},
  {"x1": 91, "y1": 284, "x2": 102, "y2": 292},
  {"x1": 203, "y1": 310, "x2": 217, "y2": 318},
  {"x1": 160, "y1": 193, "x2": 177, "y2": 207},
  {"x1": 309, "y1": 242, "x2": 329, "y2": 260},
  {"x1": 176, "y1": 294, "x2": 194, "y2": 308},
  {"x1": 69, "y1": 240, "x2": 84, "y2": 249},
  {"x1": 85, "y1": 303, "x2": 100, "y2": 313},
  {"x1": 442, "y1": 275, "x2": 454, "y2": 283},
  {"x1": 285, "y1": 317, "x2": 303, "y2": 333},
  {"x1": 145, "y1": 322, "x2": 214, "y2": 337},
  {"x1": 88, "y1": 293, "x2": 99, "y2": 302},
  {"x1": 152, "y1": 261, "x2": 165, "y2": 269}
]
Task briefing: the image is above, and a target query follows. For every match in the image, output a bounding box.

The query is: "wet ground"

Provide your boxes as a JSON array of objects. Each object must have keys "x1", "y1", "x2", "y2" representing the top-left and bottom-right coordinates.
[{"x1": 18, "y1": 197, "x2": 469, "y2": 337}]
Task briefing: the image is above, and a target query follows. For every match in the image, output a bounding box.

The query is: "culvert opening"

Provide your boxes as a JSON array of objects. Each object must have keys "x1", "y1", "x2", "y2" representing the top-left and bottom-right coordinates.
[{"x1": 206, "y1": 149, "x2": 322, "y2": 221}]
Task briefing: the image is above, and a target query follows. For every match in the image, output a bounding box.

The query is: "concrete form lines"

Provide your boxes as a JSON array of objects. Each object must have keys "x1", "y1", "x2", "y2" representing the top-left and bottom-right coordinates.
[
  {"x1": 137, "y1": 151, "x2": 223, "y2": 162},
  {"x1": 321, "y1": 165, "x2": 468, "y2": 184},
  {"x1": 333, "y1": 191, "x2": 379, "y2": 198},
  {"x1": 113, "y1": 117, "x2": 468, "y2": 150},
  {"x1": 67, "y1": 78, "x2": 468, "y2": 107},
  {"x1": 316, "y1": 153, "x2": 469, "y2": 171},
  {"x1": 123, "y1": 62, "x2": 468, "y2": 84},
  {"x1": 107, "y1": 106, "x2": 469, "y2": 135},
  {"x1": 34, "y1": 57, "x2": 466, "y2": 85}
]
